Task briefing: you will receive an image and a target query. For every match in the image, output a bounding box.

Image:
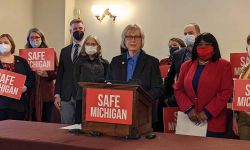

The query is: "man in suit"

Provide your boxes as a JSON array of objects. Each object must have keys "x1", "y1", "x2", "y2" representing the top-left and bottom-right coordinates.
[
  {"x1": 164, "y1": 23, "x2": 200, "y2": 107},
  {"x1": 108, "y1": 24, "x2": 163, "y2": 131},
  {"x1": 54, "y1": 19, "x2": 85, "y2": 124}
]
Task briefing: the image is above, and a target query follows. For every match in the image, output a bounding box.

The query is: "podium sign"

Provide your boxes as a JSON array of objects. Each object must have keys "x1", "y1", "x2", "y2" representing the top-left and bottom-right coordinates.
[
  {"x1": 232, "y1": 80, "x2": 250, "y2": 111},
  {"x1": 85, "y1": 88, "x2": 133, "y2": 125},
  {"x1": 80, "y1": 82, "x2": 153, "y2": 137}
]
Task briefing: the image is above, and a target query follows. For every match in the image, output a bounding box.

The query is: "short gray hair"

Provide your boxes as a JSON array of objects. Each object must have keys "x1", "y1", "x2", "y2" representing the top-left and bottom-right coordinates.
[
  {"x1": 70, "y1": 19, "x2": 83, "y2": 26},
  {"x1": 120, "y1": 24, "x2": 145, "y2": 49}
]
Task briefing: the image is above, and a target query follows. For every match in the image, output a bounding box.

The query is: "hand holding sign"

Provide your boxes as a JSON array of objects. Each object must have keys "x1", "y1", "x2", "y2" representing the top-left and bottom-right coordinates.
[
  {"x1": 19, "y1": 86, "x2": 27, "y2": 93},
  {"x1": 36, "y1": 70, "x2": 48, "y2": 77}
]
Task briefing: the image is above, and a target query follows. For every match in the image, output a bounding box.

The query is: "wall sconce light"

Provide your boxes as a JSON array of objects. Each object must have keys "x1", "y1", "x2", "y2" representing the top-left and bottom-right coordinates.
[
  {"x1": 95, "y1": 8, "x2": 117, "y2": 22},
  {"x1": 74, "y1": 8, "x2": 82, "y2": 20}
]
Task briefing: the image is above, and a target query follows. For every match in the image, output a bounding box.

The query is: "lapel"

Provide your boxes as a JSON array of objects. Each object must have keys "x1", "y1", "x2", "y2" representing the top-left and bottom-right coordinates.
[
  {"x1": 181, "y1": 48, "x2": 188, "y2": 63},
  {"x1": 132, "y1": 50, "x2": 146, "y2": 79},
  {"x1": 186, "y1": 60, "x2": 198, "y2": 97},
  {"x1": 120, "y1": 53, "x2": 127, "y2": 81},
  {"x1": 67, "y1": 44, "x2": 73, "y2": 63}
]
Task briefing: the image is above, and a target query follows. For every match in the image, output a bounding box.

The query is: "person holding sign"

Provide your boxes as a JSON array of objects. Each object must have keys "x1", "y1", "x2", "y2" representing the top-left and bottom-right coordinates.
[
  {"x1": 107, "y1": 24, "x2": 163, "y2": 131},
  {"x1": 159, "y1": 38, "x2": 185, "y2": 66},
  {"x1": 73, "y1": 35, "x2": 109, "y2": 124},
  {"x1": 164, "y1": 23, "x2": 201, "y2": 107},
  {"x1": 232, "y1": 34, "x2": 250, "y2": 140},
  {"x1": 54, "y1": 19, "x2": 85, "y2": 124},
  {"x1": 174, "y1": 33, "x2": 233, "y2": 138},
  {"x1": 0, "y1": 34, "x2": 34, "y2": 120},
  {"x1": 25, "y1": 28, "x2": 59, "y2": 122}
]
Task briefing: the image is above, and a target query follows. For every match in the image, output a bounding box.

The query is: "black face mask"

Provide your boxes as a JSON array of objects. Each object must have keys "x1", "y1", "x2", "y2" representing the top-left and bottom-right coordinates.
[
  {"x1": 73, "y1": 30, "x2": 84, "y2": 41},
  {"x1": 169, "y1": 47, "x2": 179, "y2": 55}
]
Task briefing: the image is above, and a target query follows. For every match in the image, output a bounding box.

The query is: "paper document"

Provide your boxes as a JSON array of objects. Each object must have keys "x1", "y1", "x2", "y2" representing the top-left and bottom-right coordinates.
[
  {"x1": 175, "y1": 111, "x2": 207, "y2": 137},
  {"x1": 60, "y1": 124, "x2": 82, "y2": 130}
]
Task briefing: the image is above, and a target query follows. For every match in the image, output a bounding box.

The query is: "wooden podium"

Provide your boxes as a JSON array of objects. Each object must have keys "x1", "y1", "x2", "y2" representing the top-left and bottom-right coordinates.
[{"x1": 78, "y1": 82, "x2": 153, "y2": 137}]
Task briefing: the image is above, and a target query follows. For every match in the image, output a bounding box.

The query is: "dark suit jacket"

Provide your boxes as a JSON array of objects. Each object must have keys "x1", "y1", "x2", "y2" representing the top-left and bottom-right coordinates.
[
  {"x1": 107, "y1": 50, "x2": 163, "y2": 100},
  {"x1": 163, "y1": 48, "x2": 188, "y2": 102},
  {"x1": 55, "y1": 44, "x2": 76, "y2": 101},
  {"x1": 0, "y1": 56, "x2": 35, "y2": 112}
]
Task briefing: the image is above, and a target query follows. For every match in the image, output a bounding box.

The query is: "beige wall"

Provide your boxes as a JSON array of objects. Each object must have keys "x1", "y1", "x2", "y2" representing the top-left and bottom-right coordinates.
[
  {"x1": 76, "y1": 0, "x2": 250, "y2": 61},
  {"x1": 1, "y1": 0, "x2": 250, "y2": 61},
  {"x1": 33, "y1": 0, "x2": 66, "y2": 55},
  {"x1": 0, "y1": 0, "x2": 33, "y2": 54}
]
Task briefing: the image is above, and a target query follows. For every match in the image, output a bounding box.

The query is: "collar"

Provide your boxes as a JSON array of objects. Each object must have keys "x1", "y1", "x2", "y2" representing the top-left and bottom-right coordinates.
[
  {"x1": 126, "y1": 50, "x2": 141, "y2": 60},
  {"x1": 73, "y1": 38, "x2": 84, "y2": 47}
]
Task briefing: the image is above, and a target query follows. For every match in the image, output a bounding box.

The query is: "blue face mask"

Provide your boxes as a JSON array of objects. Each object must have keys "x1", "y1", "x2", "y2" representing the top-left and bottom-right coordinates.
[
  {"x1": 30, "y1": 39, "x2": 42, "y2": 48},
  {"x1": 0, "y1": 43, "x2": 11, "y2": 53},
  {"x1": 183, "y1": 34, "x2": 195, "y2": 46}
]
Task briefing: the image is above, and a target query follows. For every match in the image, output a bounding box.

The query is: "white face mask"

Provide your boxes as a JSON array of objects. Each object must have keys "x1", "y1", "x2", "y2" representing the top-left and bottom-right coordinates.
[
  {"x1": 0, "y1": 43, "x2": 11, "y2": 54},
  {"x1": 30, "y1": 39, "x2": 42, "y2": 48},
  {"x1": 183, "y1": 34, "x2": 196, "y2": 46},
  {"x1": 85, "y1": 45, "x2": 97, "y2": 55}
]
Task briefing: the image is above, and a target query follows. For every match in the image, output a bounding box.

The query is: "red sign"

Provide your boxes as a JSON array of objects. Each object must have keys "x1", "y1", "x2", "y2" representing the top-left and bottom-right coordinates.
[
  {"x1": 85, "y1": 88, "x2": 133, "y2": 125},
  {"x1": 163, "y1": 107, "x2": 179, "y2": 133},
  {"x1": 230, "y1": 52, "x2": 249, "y2": 78},
  {"x1": 19, "y1": 48, "x2": 55, "y2": 71},
  {"x1": 159, "y1": 65, "x2": 170, "y2": 78},
  {"x1": 0, "y1": 69, "x2": 26, "y2": 100},
  {"x1": 232, "y1": 80, "x2": 250, "y2": 111}
]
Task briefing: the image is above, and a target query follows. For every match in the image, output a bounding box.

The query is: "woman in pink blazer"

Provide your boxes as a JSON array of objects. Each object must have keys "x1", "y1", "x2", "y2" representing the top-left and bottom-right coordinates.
[{"x1": 174, "y1": 32, "x2": 233, "y2": 138}]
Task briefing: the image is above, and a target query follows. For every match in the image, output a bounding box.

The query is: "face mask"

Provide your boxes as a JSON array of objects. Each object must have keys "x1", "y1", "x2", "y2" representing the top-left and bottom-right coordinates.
[
  {"x1": 169, "y1": 47, "x2": 179, "y2": 55},
  {"x1": 184, "y1": 34, "x2": 196, "y2": 46},
  {"x1": 197, "y1": 46, "x2": 214, "y2": 61},
  {"x1": 30, "y1": 39, "x2": 42, "y2": 48},
  {"x1": 73, "y1": 31, "x2": 84, "y2": 41},
  {"x1": 0, "y1": 43, "x2": 11, "y2": 53},
  {"x1": 85, "y1": 45, "x2": 97, "y2": 55}
]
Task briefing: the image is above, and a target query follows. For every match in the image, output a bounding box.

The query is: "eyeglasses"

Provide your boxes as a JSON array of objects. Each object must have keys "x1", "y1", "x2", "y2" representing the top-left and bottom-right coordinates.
[
  {"x1": 125, "y1": 35, "x2": 141, "y2": 40},
  {"x1": 85, "y1": 43, "x2": 97, "y2": 46},
  {"x1": 29, "y1": 36, "x2": 41, "y2": 40},
  {"x1": 197, "y1": 42, "x2": 212, "y2": 47}
]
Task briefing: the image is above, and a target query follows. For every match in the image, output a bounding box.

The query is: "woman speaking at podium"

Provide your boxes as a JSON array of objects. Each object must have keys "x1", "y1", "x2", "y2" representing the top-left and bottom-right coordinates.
[{"x1": 107, "y1": 24, "x2": 163, "y2": 131}]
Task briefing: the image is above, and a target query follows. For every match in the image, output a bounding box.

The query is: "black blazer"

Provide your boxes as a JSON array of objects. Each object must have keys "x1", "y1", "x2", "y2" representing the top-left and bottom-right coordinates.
[
  {"x1": 164, "y1": 47, "x2": 188, "y2": 101},
  {"x1": 0, "y1": 56, "x2": 35, "y2": 112},
  {"x1": 73, "y1": 55, "x2": 109, "y2": 100},
  {"x1": 107, "y1": 50, "x2": 163, "y2": 100},
  {"x1": 55, "y1": 44, "x2": 76, "y2": 101}
]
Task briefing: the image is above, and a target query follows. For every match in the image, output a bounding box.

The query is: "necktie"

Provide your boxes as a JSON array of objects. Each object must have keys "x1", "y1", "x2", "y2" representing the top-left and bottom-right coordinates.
[{"x1": 73, "y1": 44, "x2": 80, "y2": 63}]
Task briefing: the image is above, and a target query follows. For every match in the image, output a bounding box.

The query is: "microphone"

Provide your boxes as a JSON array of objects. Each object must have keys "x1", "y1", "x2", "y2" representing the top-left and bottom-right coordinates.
[{"x1": 128, "y1": 79, "x2": 141, "y2": 85}]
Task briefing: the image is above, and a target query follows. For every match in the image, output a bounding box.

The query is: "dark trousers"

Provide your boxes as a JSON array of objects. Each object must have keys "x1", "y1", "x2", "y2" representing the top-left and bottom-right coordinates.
[
  {"x1": 0, "y1": 109, "x2": 25, "y2": 121},
  {"x1": 206, "y1": 131, "x2": 225, "y2": 138},
  {"x1": 75, "y1": 100, "x2": 82, "y2": 124},
  {"x1": 42, "y1": 102, "x2": 53, "y2": 122}
]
